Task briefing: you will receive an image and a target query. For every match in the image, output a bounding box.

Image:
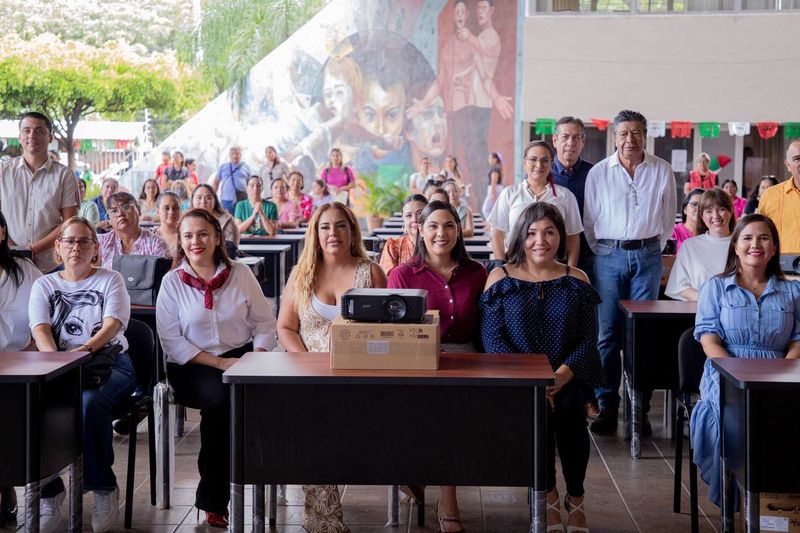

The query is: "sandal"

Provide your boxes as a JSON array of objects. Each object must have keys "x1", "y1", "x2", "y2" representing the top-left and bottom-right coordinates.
[
  {"x1": 435, "y1": 501, "x2": 465, "y2": 533},
  {"x1": 564, "y1": 495, "x2": 589, "y2": 533},
  {"x1": 546, "y1": 494, "x2": 564, "y2": 532}
]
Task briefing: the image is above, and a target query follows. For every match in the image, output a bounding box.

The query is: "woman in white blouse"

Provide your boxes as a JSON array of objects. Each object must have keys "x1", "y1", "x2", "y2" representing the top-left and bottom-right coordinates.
[
  {"x1": 156, "y1": 208, "x2": 276, "y2": 528},
  {"x1": 666, "y1": 189, "x2": 735, "y2": 301}
]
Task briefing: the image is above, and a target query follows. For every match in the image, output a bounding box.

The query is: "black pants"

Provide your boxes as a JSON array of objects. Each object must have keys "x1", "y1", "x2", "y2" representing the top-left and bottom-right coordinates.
[
  {"x1": 547, "y1": 380, "x2": 591, "y2": 497},
  {"x1": 166, "y1": 343, "x2": 251, "y2": 514}
]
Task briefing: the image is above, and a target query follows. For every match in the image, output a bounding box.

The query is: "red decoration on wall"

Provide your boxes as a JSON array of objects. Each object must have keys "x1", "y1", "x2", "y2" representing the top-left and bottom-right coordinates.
[
  {"x1": 591, "y1": 118, "x2": 609, "y2": 131},
  {"x1": 114, "y1": 140, "x2": 130, "y2": 149},
  {"x1": 756, "y1": 122, "x2": 779, "y2": 139},
  {"x1": 73, "y1": 140, "x2": 81, "y2": 150},
  {"x1": 670, "y1": 121, "x2": 693, "y2": 139}
]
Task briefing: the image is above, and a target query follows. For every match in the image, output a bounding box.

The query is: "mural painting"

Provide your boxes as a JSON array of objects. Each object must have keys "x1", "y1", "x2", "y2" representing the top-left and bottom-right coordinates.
[{"x1": 139, "y1": 0, "x2": 519, "y2": 212}]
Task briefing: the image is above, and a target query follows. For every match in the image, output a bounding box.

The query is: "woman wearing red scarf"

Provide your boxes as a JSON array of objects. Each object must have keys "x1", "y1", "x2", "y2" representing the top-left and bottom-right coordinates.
[{"x1": 156, "y1": 208, "x2": 277, "y2": 528}]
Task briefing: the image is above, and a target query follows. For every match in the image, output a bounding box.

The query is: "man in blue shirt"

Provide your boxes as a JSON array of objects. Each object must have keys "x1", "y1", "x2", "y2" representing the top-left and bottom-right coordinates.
[
  {"x1": 551, "y1": 116, "x2": 594, "y2": 276},
  {"x1": 212, "y1": 146, "x2": 250, "y2": 214}
]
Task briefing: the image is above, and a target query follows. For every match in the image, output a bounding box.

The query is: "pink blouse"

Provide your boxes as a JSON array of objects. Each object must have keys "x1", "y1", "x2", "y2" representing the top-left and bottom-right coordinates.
[
  {"x1": 671, "y1": 223, "x2": 695, "y2": 253},
  {"x1": 278, "y1": 200, "x2": 302, "y2": 223},
  {"x1": 732, "y1": 196, "x2": 747, "y2": 219}
]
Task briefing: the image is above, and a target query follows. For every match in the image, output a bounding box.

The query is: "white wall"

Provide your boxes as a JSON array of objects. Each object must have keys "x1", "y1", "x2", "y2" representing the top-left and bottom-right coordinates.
[{"x1": 521, "y1": 12, "x2": 800, "y2": 123}]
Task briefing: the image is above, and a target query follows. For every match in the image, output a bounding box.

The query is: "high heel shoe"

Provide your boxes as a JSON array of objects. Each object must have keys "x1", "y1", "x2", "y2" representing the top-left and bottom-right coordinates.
[
  {"x1": 435, "y1": 501, "x2": 465, "y2": 533},
  {"x1": 564, "y1": 495, "x2": 589, "y2": 533},
  {"x1": 196, "y1": 507, "x2": 229, "y2": 529},
  {"x1": 546, "y1": 496, "x2": 564, "y2": 532}
]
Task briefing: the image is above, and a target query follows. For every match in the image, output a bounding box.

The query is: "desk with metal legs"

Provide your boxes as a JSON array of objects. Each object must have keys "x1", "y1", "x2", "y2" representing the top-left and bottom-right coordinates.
[
  {"x1": 0, "y1": 352, "x2": 89, "y2": 533},
  {"x1": 618, "y1": 300, "x2": 696, "y2": 458},
  {"x1": 224, "y1": 352, "x2": 553, "y2": 533},
  {"x1": 715, "y1": 358, "x2": 800, "y2": 533}
]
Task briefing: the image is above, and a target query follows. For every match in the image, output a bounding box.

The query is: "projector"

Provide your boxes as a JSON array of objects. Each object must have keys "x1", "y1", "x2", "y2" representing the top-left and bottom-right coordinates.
[
  {"x1": 341, "y1": 288, "x2": 428, "y2": 323},
  {"x1": 780, "y1": 254, "x2": 800, "y2": 275}
]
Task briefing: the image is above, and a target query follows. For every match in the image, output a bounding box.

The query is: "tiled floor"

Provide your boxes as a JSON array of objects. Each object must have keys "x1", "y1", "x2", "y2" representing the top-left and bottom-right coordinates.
[{"x1": 9, "y1": 390, "x2": 723, "y2": 532}]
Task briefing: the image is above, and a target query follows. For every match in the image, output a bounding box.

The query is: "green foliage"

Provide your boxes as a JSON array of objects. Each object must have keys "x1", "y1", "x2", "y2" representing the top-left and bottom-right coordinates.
[
  {"x1": 178, "y1": 0, "x2": 327, "y2": 93},
  {"x1": 359, "y1": 174, "x2": 407, "y2": 218},
  {"x1": 0, "y1": 34, "x2": 211, "y2": 167}
]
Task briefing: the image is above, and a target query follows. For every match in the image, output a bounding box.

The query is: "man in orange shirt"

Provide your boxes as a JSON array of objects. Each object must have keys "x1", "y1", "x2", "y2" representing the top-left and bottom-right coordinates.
[{"x1": 758, "y1": 140, "x2": 800, "y2": 253}]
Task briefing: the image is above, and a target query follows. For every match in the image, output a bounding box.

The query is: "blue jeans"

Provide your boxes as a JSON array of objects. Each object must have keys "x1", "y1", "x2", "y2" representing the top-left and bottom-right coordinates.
[
  {"x1": 42, "y1": 352, "x2": 138, "y2": 495},
  {"x1": 593, "y1": 241, "x2": 662, "y2": 413}
]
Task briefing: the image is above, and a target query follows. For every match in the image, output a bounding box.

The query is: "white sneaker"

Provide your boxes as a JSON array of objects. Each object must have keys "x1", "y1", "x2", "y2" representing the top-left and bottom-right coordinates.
[
  {"x1": 39, "y1": 491, "x2": 64, "y2": 533},
  {"x1": 91, "y1": 487, "x2": 119, "y2": 533}
]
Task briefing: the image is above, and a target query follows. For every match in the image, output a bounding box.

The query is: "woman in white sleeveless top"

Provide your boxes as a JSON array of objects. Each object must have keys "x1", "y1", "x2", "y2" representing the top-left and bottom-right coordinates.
[{"x1": 277, "y1": 202, "x2": 386, "y2": 532}]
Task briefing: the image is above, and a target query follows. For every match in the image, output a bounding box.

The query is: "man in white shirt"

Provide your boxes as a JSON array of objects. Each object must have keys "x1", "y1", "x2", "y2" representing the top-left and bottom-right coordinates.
[
  {"x1": 0, "y1": 112, "x2": 79, "y2": 272},
  {"x1": 488, "y1": 141, "x2": 583, "y2": 266},
  {"x1": 583, "y1": 110, "x2": 677, "y2": 434}
]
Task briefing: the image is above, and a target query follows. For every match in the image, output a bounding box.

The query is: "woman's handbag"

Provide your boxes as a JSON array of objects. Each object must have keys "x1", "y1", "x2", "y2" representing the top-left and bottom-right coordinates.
[
  {"x1": 82, "y1": 344, "x2": 123, "y2": 389},
  {"x1": 112, "y1": 254, "x2": 172, "y2": 306}
]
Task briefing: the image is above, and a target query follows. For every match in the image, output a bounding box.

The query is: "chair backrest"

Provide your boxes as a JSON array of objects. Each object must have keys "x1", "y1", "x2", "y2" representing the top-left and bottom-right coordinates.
[
  {"x1": 125, "y1": 318, "x2": 157, "y2": 392},
  {"x1": 678, "y1": 327, "x2": 706, "y2": 395}
]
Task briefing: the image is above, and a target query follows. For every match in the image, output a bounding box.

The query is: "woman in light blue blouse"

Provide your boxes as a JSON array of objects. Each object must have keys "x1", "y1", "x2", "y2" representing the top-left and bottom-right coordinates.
[{"x1": 691, "y1": 214, "x2": 800, "y2": 509}]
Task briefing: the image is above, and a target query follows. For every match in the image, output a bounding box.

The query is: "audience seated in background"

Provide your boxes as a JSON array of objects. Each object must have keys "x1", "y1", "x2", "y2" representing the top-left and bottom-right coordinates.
[
  {"x1": 277, "y1": 202, "x2": 386, "y2": 533},
  {"x1": 427, "y1": 187, "x2": 449, "y2": 205},
  {"x1": 744, "y1": 175, "x2": 778, "y2": 215},
  {"x1": 152, "y1": 192, "x2": 182, "y2": 256},
  {"x1": 77, "y1": 177, "x2": 100, "y2": 227},
  {"x1": 481, "y1": 203, "x2": 601, "y2": 533},
  {"x1": 310, "y1": 179, "x2": 334, "y2": 209},
  {"x1": 721, "y1": 179, "x2": 747, "y2": 219},
  {"x1": 666, "y1": 189, "x2": 734, "y2": 301},
  {"x1": 379, "y1": 194, "x2": 427, "y2": 275},
  {"x1": 691, "y1": 214, "x2": 800, "y2": 509},
  {"x1": 29, "y1": 216, "x2": 138, "y2": 533},
  {"x1": 192, "y1": 184, "x2": 240, "y2": 248},
  {"x1": 683, "y1": 152, "x2": 717, "y2": 195},
  {"x1": 671, "y1": 188, "x2": 704, "y2": 253},
  {"x1": 270, "y1": 177, "x2": 303, "y2": 229},
  {"x1": 409, "y1": 156, "x2": 438, "y2": 195},
  {"x1": 94, "y1": 178, "x2": 119, "y2": 232},
  {"x1": 170, "y1": 180, "x2": 191, "y2": 211},
  {"x1": 138, "y1": 179, "x2": 161, "y2": 223},
  {"x1": 97, "y1": 192, "x2": 169, "y2": 270},
  {"x1": 443, "y1": 180, "x2": 474, "y2": 237},
  {"x1": 157, "y1": 208, "x2": 277, "y2": 529},
  {"x1": 287, "y1": 171, "x2": 314, "y2": 223},
  {"x1": 234, "y1": 176, "x2": 278, "y2": 236}
]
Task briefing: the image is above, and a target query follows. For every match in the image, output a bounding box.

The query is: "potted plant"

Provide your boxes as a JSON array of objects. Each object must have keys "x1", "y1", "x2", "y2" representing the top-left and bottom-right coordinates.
[{"x1": 359, "y1": 174, "x2": 407, "y2": 231}]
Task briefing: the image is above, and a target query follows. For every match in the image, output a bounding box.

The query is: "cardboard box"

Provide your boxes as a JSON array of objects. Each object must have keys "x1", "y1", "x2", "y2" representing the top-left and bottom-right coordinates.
[
  {"x1": 760, "y1": 493, "x2": 800, "y2": 533},
  {"x1": 330, "y1": 311, "x2": 440, "y2": 370}
]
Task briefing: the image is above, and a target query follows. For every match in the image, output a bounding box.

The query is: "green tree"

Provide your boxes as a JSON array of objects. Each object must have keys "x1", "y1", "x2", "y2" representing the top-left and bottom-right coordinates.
[
  {"x1": 0, "y1": 34, "x2": 210, "y2": 169},
  {"x1": 179, "y1": 0, "x2": 327, "y2": 94}
]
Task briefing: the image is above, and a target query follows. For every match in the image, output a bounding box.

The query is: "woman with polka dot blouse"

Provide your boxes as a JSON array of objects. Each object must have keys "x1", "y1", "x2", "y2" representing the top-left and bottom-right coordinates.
[{"x1": 480, "y1": 202, "x2": 603, "y2": 533}]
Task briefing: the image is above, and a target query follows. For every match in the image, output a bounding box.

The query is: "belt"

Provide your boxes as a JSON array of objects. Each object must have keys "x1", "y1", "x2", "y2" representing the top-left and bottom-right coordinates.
[{"x1": 597, "y1": 236, "x2": 660, "y2": 250}]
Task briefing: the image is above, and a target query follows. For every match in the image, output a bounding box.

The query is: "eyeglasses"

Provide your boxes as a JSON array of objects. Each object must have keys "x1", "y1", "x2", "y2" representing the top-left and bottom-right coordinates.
[
  {"x1": 108, "y1": 203, "x2": 135, "y2": 217},
  {"x1": 58, "y1": 237, "x2": 95, "y2": 249},
  {"x1": 688, "y1": 201, "x2": 700, "y2": 208}
]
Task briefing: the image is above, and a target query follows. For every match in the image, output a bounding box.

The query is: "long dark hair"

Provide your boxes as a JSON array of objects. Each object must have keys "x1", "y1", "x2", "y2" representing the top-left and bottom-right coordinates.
[
  {"x1": 173, "y1": 208, "x2": 232, "y2": 269},
  {"x1": 191, "y1": 184, "x2": 225, "y2": 216},
  {"x1": 505, "y1": 203, "x2": 567, "y2": 267},
  {"x1": 681, "y1": 188, "x2": 705, "y2": 224},
  {"x1": 719, "y1": 214, "x2": 785, "y2": 281},
  {"x1": 0, "y1": 210, "x2": 25, "y2": 288},
  {"x1": 409, "y1": 201, "x2": 471, "y2": 268}
]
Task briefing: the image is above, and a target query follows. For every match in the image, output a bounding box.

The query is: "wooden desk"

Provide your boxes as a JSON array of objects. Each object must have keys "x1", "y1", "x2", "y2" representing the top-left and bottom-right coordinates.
[
  {"x1": 237, "y1": 244, "x2": 290, "y2": 309},
  {"x1": 0, "y1": 352, "x2": 90, "y2": 532},
  {"x1": 714, "y1": 358, "x2": 800, "y2": 533},
  {"x1": 223, "y1": 352, "x2": 554, "y2": 533},
  {"x1": 618, "y1": 300, "x2": 696, "y2": 458}
]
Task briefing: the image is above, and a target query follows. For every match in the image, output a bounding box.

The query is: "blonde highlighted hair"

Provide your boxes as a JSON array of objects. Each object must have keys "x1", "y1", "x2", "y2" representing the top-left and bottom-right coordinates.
[{"x1": 292, "y1": 202, "x2": 368, "y2": 311}]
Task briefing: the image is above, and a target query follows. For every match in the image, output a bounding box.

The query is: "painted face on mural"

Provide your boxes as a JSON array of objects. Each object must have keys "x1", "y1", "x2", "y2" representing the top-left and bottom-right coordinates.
[
  {"x1": 406, "y1": 94, "x2": 447, "y2": 159},
  {"x1": 359, "y1": 78, "x2": 406, "y2": 158},
  {"x1": 323, "y1": 73, "x2": 354, "y2": 119},
  {"x1": 454, "y1": 1, "x2": 469, "y2": 30},
  {"x1": 476, "y1": 0, "x2": 494, "y2": 28}
]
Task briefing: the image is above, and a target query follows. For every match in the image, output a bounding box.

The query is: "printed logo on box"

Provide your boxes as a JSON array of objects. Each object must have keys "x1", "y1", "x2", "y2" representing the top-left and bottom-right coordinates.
[{"x1": 339, "y1": 330, "x2": 351, "y2": 340}]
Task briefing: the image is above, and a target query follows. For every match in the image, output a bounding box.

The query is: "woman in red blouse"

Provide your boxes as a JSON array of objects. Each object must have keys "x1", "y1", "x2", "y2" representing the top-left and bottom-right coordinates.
[{"x1": 387, "y1": 200, "x2": 487, "y2": 532}]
